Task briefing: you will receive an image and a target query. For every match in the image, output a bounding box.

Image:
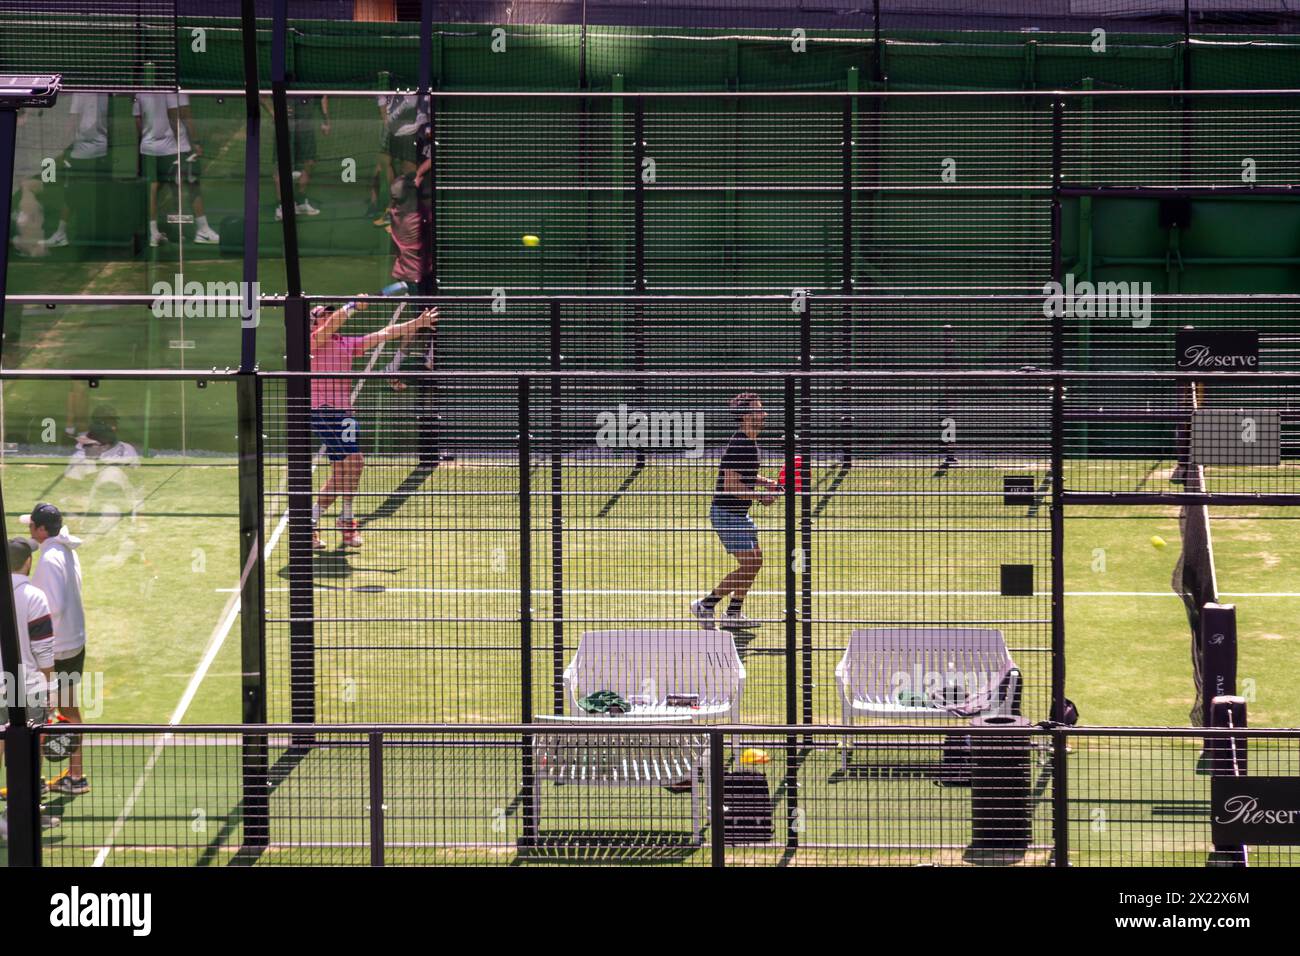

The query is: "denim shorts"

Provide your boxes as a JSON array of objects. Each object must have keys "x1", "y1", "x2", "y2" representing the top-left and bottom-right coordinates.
[{"x1": 710, "y1": 504, "x2": 758, "y2": 554}]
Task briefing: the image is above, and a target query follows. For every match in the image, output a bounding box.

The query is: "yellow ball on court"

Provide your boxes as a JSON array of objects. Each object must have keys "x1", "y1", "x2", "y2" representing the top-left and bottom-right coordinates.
[
  {"x1": 522, "y1": 234, "x2": 540, "y2": 247},
  {"x1": 1150, "y1": 535, "x2": 1167, "y2": 549}
]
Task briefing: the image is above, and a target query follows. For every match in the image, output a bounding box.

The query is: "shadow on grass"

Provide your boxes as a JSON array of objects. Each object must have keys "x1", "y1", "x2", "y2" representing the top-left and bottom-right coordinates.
[
  {"x1": 360, "y1": 462, "x2": 437, "y2": 526},
  {"x1": 596, "y1": 454, "x2": 646, "y2": 518},
  {"x1": 215, "y1": 743, "x2": 313, "y2": 867},
  {"x1": 811, "y1": 458, "x2": 852, "y2": 518}
]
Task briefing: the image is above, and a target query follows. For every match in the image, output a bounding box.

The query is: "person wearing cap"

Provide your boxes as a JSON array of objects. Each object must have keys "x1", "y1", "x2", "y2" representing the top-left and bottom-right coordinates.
[
  {"x1": 66, "y1": 406, "x2": 141, "y2": 482},
  {"x1": 21, "y1": 504, "x2": 89, "y2": 796},
  {"x1": 308, "y1": 298, "x2": 438, "y2": 550},
  {"x1": 1, "y1": 537, "x2": 60, "y2": 831}
]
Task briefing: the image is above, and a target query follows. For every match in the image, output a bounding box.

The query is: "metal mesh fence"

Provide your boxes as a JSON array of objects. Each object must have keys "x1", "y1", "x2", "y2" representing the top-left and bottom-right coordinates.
[
  {"x1": 34, "y1": 724, "x2": 1300, "y2": 866},
  {"x1": 0, "y1": 1, "x2": 179, "y2": 91},
  {"x1": 1062, "y1": 374, "x2": 1300, "y2": 497}
]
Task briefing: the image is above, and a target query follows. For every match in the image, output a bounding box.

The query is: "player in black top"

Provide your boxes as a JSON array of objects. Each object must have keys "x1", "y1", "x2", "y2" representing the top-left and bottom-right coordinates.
[{"x1": 692, "y1": 392, "x2": 779, "y2": 630}]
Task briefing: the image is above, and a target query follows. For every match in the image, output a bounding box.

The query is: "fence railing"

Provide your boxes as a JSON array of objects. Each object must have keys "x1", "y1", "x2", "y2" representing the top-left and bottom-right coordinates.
[{"x1": 13, "y1": 722, "x2": 1295, "y2": 868}]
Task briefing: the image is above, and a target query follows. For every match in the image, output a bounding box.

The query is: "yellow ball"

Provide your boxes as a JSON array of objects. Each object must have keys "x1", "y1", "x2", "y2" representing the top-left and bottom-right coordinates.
[
  {"x1": 522, "y1": 234, "x2": 540, "y2": 247},
  {"x1": 1150, "y1": 535, "x2": 1167, "y2": 549}
]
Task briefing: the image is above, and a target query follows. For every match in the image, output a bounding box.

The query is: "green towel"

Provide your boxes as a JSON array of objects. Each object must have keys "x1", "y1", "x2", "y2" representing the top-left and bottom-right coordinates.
[
  {"x1": 578, "y1": 690, "x2": 631, "y2": 715},
  {"x1": 896, "y1": 690, "x2": 930, "y2": 708}
]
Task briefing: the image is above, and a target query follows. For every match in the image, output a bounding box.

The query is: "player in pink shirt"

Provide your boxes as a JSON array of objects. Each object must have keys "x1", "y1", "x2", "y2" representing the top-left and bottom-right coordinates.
[{"x1": 310, "y1": 297, "x2": 438, "y2": 549}]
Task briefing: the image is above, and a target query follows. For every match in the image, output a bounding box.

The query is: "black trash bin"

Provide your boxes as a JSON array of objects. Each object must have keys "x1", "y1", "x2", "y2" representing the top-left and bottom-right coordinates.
[{"x1": 969, "y1": 715, "x2": 1032, "y2": 857}]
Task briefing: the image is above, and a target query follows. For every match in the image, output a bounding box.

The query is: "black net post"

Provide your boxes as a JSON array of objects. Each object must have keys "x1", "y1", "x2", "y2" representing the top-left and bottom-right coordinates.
[
  {"x1": 1208, "y1": 696, "x2": 1248, "y2": 868},
  {"x1": 1199, "y1": 603, "x2": 1237, "y2": 729}
]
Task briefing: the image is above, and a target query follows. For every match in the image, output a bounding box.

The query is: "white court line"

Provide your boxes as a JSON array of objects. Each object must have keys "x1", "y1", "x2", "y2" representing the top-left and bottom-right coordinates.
[
  {"x1": 215, "y1": 586, "x2": 1300, "y2": 598},
  {"x1": 91, "y1": 509, "x2": 293, "y2": 867},
  {"x1": 93, "y1": 309, "x2": 407, "y2": 866}
]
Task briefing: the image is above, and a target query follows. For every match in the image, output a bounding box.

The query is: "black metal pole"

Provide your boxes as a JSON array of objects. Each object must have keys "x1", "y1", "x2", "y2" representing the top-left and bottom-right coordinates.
[
  {"x1": 1052, "y1": 727, "x2": 1069, "y2": 866},
  {"x1": 1050, "y1": 100, "x2": 1066, "y2": 723},
  {"x1": 420, "y1": 0, "x2": 435, "y2": 292},
  {"x1": 368, "y1": 731, "x2": 385, "y2": 866},
  {"x1": 840, "y1": 96, "x2": 854, "y2": 466},
  {"x1": 0, "y1": 99, "x2": 43, "y2": 867},
  {"x1": 236, "y1": 0, "x2": 269, "y2": 854},
  {"x1": 239, "y1": 0, "x2": 261, "y2": 375},
  {"x1": 784, "y1": 375, "x2": 799, "y2": 848},
  {"x1": 272, "y1": 0, "x2": 313, "y2": 734},
  {"x1": 1183, "y1": 0, "x2": 1193, "y2": 90},
  {"x1": 800, "y1": 304, "x2": 814, "y2": 730},
  {"x1": 418, "y1": 0, "x2": 440, "y2": 466},
  {"x1": 238, "y1": 374, "x2": 269, "y2": 849},
  {"x1": 550, "y1": 303, "x2": 565, "y2": 715},
  {"x1": 284, "y1": 298, "x2": 315, "y2": 731},
  {"x1": 519, "y1": 378, "x2": 533, "y2": 720},
  {"x1": 519, "y1": 378, "x2": 537, "y2": 845},
  {"x1": 873, "y1": 0, "x2": 883, "y2": 82},
  {"x1": 710, "y1": 730, "x2": 726, "y2": 867},
  {"x1": 633, "y1": 100, "x2": 645, "y2": 293},
  {"x1": 631, "y1": 101, "x2": 647, "y2": 466},
  {"x1": 271, "y1": 0, "x2": 301, "y2": 297},
  {"x1": 579, "y1": 0, "x2": 588, "y2": 90},
  {"x1": 0, "y1": 109, "x2": 14, "y2": 356}
]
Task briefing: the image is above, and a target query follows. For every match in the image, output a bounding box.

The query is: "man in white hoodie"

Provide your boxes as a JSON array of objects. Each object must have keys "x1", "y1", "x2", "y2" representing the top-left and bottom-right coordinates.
[
  {"x1": 21, "y1": 504, "x2": 89, "y2": 795},
  {"x1": 1, "y1": 537, "x2": 60, "y2": 834}
]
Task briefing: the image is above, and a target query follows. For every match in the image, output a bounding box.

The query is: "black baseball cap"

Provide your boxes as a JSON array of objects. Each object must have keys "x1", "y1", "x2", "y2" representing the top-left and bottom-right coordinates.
[
  {"x1": 19, "y1": 502, "x2": 62, "y2": 534},
  {"x1": 8, "y1": 537, "x2": 38, "y2": 571}
]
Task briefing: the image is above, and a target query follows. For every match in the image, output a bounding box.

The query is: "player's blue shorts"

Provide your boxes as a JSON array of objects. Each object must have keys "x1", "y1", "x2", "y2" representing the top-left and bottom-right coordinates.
[
  {"x1": 710, "y1": 504, "x2": 758, "y2": 554},
  {"x1": 311, "y1": 407, "x2": 361, "y2": 462}
]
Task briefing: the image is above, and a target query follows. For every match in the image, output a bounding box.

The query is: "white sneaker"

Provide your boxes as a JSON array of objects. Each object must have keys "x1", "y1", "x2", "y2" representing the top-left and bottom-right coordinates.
[
  {"x1": 194, "y1": 227, "x2": 220, "y2": 244},
  {"x1": 295, "y1": 200, "x2": 320, "y2": 216},
  {"x1": 690, "y1": 599, "x2": 715, "y2": 630},
  {"x1": 720, "y1": 609, "x2": 760, "y2": 630},
  {"x1": 149, "y1": 231, "x2": 166, "y2": 248},
  {"x1": 44, "y1": 230, "x2": 69, "y2": 248},
  {"x1": 275, "y1": 205, "x2": 283, "y2": 221}
]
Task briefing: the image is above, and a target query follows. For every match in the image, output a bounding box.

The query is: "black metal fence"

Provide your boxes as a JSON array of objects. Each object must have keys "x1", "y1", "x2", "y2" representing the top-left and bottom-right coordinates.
[{"x1": 21, "y1": 722, "x2": 1297, "y2": 867}]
